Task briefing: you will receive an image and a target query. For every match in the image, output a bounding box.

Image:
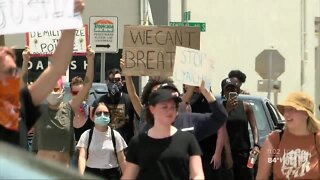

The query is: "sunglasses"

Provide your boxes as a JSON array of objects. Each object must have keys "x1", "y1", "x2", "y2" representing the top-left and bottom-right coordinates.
[
  {"x1": 95, "y1": 111, "x2": 110, "y2": 117},
  {"x1": 71, "y1": 90, "x2": 79, "y2": 96},
  {"x1": 114, "y1": 77, "x2": 121, "y2": 82}
]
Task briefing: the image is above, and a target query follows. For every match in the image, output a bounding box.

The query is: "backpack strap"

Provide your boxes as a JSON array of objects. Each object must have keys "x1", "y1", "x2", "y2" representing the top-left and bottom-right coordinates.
[
  {"x1": 86, "y1": 128, "x2": 94, "y2": 160},
  {"x1": 314, "y1": 133, "x2": 320, "y2": 157},
  {"x1": 110, "y1": 126, "x2": 118, "y2": 160},
  {"x1": 279, "y1": 130, "x2": 284, "y2": 141},
  {"x1": 272, "y1": 129, "x2": 284, "y2": 166},
  {"x1": 272, "y1": 129, "x2": 284, "y2": 151},
  {"x1": 110, "y1": 126, "x2": 122, "y2": 175}
]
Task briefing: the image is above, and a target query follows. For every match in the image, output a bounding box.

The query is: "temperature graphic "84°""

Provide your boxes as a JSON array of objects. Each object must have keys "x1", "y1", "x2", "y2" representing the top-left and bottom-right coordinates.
[{"x1": 268, "y1": 157, "x2": 283, "y2": 163}]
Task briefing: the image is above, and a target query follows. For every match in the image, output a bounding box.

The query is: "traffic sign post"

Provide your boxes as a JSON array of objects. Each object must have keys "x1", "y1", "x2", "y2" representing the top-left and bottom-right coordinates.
[
  {"x1": 169, "y1": 22, "x2": 206, "y2": 32},
  {"x1": 255, "y1": 48, "x2": 285, "y2": 103},
  {"x1": 89, "y1": 16, "x2": 118, "y2": 83},
  {"x1": 183, "y1": 11, "x2": 191, "y2": 21},
  {"x1": 89, "y1": 16, "x2": 118, "y2": 53}
]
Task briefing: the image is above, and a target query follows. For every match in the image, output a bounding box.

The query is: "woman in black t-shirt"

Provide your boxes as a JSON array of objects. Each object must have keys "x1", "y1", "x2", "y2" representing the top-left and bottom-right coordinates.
[{"x1": 121, "y1": 88, "x2": 204, "y2": 180}]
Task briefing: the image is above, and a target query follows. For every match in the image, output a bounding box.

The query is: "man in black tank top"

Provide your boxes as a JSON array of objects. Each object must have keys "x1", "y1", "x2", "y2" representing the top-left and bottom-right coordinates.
[{"x1": 220, "y1": 78, "x2": 260, "y2": 180}]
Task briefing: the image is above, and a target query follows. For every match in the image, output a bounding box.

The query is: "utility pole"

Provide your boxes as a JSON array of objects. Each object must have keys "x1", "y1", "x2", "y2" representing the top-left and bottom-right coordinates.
[{"x1": 181, "y1": 0, "x2": 187, "y2": 22}]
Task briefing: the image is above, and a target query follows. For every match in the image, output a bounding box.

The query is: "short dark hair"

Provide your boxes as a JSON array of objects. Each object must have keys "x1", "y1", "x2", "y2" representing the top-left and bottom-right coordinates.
[
  {"x1": 106, "y1": 68, "x2": 121, "y2": 81},
  {"x1": 92, "y1": 101, "x2": 112, "y2": 120},
  {"x1": 228, "y1": 70, "x2": 247, "y2": 83},
  {"x1": 140, "y1": 77, "x2": 173, "y2": 105}
]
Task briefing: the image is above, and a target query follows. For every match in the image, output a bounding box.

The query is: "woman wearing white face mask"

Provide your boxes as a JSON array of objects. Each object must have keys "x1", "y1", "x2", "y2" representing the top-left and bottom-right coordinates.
[
  {"x1": 77, "y1": 102, "x2": 127, "y2": 179},
  {"x1": 30, "y1": 47, "x2": 95, "y2": 166}
]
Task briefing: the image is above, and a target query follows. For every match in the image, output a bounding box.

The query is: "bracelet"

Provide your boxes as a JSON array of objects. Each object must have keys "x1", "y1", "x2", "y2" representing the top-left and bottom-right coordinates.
[{"x1": 254, "y1": 143, "x2": 261, "y2": 149}]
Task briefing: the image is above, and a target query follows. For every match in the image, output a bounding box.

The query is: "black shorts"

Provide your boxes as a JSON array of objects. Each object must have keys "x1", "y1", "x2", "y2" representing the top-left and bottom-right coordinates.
[{"x1": 85, "y1": 166, "x2": 121, "y2": 180}]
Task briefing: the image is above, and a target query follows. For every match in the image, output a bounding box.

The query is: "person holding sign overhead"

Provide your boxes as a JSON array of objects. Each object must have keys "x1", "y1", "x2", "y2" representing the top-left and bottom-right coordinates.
[
  {"x1": 0, "y1": 0, "x2": 85, "y2": 149},
  {"x1": 30, "y1": 46, "x2": 94, "y2": 167},
  {"x1": 121, "y1": 59, "x2": 227, "y2": 142}
]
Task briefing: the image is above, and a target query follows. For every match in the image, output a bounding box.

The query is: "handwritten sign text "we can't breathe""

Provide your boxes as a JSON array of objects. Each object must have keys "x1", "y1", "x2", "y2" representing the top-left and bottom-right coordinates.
[{"x1": 122, "y1": 25, "x2": 200, "y2": 76}]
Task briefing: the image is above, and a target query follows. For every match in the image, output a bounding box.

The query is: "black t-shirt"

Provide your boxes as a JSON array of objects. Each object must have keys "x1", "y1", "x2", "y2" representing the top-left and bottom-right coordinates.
[
  {"x1": 92, "y1": 93, "x2": 135, "y2": 143},
  {"x1": 126, "y1": 130, "x2": 202, "y2": 180},
  {"x1": 74, "y1": 117, "x2": 94, "y2": 142},
  {"x1": 0, "y1": 87, "x2": 40, "y2": 148}
]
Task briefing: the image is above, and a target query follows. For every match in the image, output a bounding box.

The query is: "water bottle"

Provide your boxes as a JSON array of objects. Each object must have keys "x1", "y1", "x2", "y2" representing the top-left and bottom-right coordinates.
[{"x1": 247, "y1": 151, "x2": 258, "y2": 168}]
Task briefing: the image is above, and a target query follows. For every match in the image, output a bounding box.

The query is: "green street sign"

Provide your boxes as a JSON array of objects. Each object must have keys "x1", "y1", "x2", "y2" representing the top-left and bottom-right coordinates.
[
  {"x1": 169, "y1": 22, "x2": 206, "y2": 32},
  {"x1": 183, "y1": 11, "x2": 191, "y2": 21}
]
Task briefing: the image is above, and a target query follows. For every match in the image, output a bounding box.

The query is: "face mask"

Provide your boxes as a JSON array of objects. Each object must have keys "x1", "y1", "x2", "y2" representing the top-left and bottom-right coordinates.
[
  {"x1": 46, "y1": 91, "x2": 63, "y2": 106},
  {"x1": 94, "y1": 113, "x2": 110, "y2": 126},
  {"x1": 0, "y1": 77, "x2": 20, "y2": 131},
  {"x1": 107, "y1": 82, "x2": 122, "y2": 96}
]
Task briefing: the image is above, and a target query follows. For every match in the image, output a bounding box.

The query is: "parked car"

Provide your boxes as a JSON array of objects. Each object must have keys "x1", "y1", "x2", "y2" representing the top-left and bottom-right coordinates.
[{"x1": 215, "y1": 94, "x2": 285, "y2": 145}]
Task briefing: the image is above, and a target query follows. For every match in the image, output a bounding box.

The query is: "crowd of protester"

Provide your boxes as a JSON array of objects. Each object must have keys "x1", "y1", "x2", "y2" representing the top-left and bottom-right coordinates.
[{"x1": 0, "y1": 1, "x2": 320, "y2": 179}]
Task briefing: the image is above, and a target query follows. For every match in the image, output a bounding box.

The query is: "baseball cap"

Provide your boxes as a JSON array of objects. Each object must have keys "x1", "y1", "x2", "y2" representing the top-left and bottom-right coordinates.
[
  {"x1": 221, "y1": 78, "x2": 239, "y2": 90},
  {"x1": 158, "y1": 83, "x2": 180, "y2": 95},
  {"x1": 148, "y1": 89, "x2": 182, "y2": 105}
]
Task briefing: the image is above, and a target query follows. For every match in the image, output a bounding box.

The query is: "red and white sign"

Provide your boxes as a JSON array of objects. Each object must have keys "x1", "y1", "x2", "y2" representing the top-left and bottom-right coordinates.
[{"x1": 26, "y1": 25, "x2": 88, "y2": 57}]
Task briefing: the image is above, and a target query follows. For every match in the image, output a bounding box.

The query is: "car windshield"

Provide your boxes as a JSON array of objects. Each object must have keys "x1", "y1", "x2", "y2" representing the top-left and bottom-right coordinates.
[{"x1": 246, "y1": 99, "x2": 268, "y2": 131}]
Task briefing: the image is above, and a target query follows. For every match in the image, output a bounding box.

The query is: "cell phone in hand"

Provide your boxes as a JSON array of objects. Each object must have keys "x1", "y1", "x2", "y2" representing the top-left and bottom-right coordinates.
[{"x1": 228, "y1": 92, "x2": 238, "y2": 99}]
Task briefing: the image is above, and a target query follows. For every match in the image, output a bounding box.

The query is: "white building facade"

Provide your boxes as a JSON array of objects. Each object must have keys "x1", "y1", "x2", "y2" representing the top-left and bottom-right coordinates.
[{"x1": 169, "y1": 0, "x2": 320, "y2": 117}]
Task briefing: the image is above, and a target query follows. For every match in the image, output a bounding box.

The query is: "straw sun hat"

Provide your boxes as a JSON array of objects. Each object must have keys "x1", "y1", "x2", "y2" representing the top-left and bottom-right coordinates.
[{"x1": 277, "y1": 92, "x2": 318, "y2": 122}]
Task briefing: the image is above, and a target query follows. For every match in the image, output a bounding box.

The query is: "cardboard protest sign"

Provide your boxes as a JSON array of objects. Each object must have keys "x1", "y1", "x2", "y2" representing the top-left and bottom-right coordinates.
[
  {"x1": 0, "y1": 0, "x2": 82, "y2": 35},
  {"x1": 26, "y1": 25, "x2": 88, "y2": 57},
  {"x1": 173, "y1": 46, "x2": 214, "y2": 89},
  {"x1": 122, "y1": 25, "x2": 200, "y2": 76}
]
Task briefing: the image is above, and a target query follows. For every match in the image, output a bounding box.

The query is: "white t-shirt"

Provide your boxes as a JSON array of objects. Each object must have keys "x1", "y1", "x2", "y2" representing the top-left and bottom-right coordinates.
[{"x1": 76, "y1": 127, "x2": 127, "y2": 169}]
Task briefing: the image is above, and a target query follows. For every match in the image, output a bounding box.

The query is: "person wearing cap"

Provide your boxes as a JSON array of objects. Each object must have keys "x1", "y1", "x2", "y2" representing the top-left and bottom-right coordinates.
[
  {"x1": 220, "y1": 77, "x2": 259, "y2": 180},
  {"x1": 120, "y1": 59, "x2": 227, "y2": 142},
  {"x1": 256, "y1": 92, "x2": 320, "y2": 180},
  {"x1": 121, "y1": 87, "x2": 204, "y2": 180}
]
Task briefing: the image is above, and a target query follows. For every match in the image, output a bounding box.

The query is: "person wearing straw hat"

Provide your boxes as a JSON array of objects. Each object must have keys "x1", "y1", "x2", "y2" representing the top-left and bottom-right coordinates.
[{"x1": 256, "y1": 92, "x2": 320, "y2": 180}]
